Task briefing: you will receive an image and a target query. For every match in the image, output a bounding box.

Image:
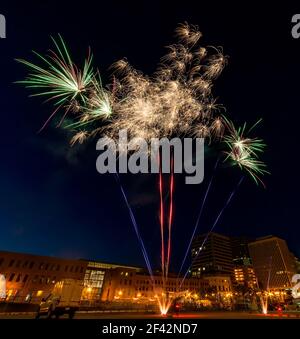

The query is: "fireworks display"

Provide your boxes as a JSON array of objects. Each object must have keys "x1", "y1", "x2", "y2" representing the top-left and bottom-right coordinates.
[
  {"x1": 17, "y1": 23, "x2": 227, "y2": 144},
  {"x1": 16, "y1": 35, "x2": 95, "y2": 131},
  {"x1": 17, "y1": 22, "x2": 268, "y2": 315},
  {"x1": 223, "y1": 116, "x2": 268, "y2": 186},
  {"x1": 108, "y1": 22, "x2": 226, "y2": 142}
]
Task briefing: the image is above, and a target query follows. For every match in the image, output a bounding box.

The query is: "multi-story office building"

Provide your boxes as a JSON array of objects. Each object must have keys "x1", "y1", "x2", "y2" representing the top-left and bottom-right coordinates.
[
  {"x1": 191, "y1": 232, "x2": 233, "y2": 277},
  {"x1": 231, "y1": 236, "x2": 254, "y2": 263},
  {"x1": 231, "y1": 236, "x2": 257, "y2": 289},
  {"x1": 233, "y1": 266, "x2": 257, "y2": 289},
  {"x1": 248, "y1": 236, "x2": 296, "y2": 290}
]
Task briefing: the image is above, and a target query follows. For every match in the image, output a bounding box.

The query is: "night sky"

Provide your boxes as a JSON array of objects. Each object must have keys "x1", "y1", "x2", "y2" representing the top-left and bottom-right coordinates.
[{"x1": 0, "y1": 1, "x2": 300, "y2": 272}]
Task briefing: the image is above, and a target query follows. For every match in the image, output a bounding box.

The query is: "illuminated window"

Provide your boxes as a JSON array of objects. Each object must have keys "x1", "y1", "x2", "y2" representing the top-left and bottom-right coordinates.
[
  {"x1": 36, "y1": 290, "x2": 43, "y2": 297},
  {"x1": 83, "y1": 269, "x2": 105, "y2": 299}
]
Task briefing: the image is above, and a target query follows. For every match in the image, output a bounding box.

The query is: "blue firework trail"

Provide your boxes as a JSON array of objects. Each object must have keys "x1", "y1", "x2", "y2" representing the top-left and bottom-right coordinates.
[
  {"x1": 180, "y1": 175, "x2": 244, "y2": 286},
  {"x1": 178, "y1": 157, "x2": 220, "y2": 277},
  {"x1": 114, "y1": 173, "x2": 154, "y2": 279}
]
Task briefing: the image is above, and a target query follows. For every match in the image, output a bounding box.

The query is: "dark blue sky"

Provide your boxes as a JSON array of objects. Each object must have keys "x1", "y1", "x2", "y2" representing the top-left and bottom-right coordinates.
[{"x1": 0, "y1": 1, "x2": 299, "y2": 271}]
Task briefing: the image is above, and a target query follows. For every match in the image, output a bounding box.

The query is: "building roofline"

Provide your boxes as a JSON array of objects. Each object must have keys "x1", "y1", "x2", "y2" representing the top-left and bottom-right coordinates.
[
  {"x1": 0, "y1": 249, "x2": 144, "y2": 270},
  {"x1": 248, "y1": 235, "x2": 284, "y2": 244},
  {"x1": 194, "y1": 232, "x2": 231, "y2": 240},
  {"x1": 83, "y1": 259, "x2": 143, "y2": 270}
]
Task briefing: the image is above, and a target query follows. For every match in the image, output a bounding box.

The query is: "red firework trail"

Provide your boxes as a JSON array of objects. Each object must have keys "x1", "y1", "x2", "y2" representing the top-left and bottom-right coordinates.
[
  {"x1": 159, "y1": 151, "x2": 175, "y2": 281},
  {"x1": 159, "y1": 151, "x2": 165, "y2": 280},
  {"x1": 166, "y1": 154, "x2": 174, "y2": 277}
]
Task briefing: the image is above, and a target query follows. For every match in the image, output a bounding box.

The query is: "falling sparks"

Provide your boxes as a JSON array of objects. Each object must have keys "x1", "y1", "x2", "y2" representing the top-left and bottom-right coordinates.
[
  {"x1": 175, "y1": 22, "x2": 202, "y2": 46},
  {"x1": 70, "y1": 131, "x2": 89, "y2": 146}
]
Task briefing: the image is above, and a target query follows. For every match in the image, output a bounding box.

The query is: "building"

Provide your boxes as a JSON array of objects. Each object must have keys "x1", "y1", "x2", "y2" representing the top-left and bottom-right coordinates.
[
  {"x1": 0, "y1": 250, "x2": 87, "y2": 302},
  {"x1": 294, "y1": 256, "x2": 300, "y2": 274},
  {"x1": 231, "y1": 236, "x2": 254, "y2": 263},
  {"x1": 203, "y1": 275, "x2": 232, "y2": 293},
  {"x1": 0, "y1": 249, "x2": 208, "y2": 305},
  {"x1": 82, "y1": 261, "x2": 143, "y2": 302},
  {"x1": 231, "y1": 236, "x2": 257, "y2": 289},
  {"x1": 202, "y1": 275, "x2": 233, "y2": 306},
  {"x1": 248, "y1": 236, "x2": 296, "y2": 291},
  {"x1": 101, "y1": 268, "x2": 209, "y2": 302},
  {"x1": 191, "y1": 232, "x2": 233, "y2": 278},
  {"x1": 0, "y1": 250, "x2": 140, "y2": 303},
  {"x1": 233, "y1": 266, "x2": 257, "y2": 289}
]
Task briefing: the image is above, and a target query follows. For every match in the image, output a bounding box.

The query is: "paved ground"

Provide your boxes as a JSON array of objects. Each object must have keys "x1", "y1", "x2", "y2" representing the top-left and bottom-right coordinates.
[
  {"x1": 76, "y1": 311, "x2": 300, "y2": 319},
  {"x1": 0, "y1": 311, "x2": 299, "y2": 319}
]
